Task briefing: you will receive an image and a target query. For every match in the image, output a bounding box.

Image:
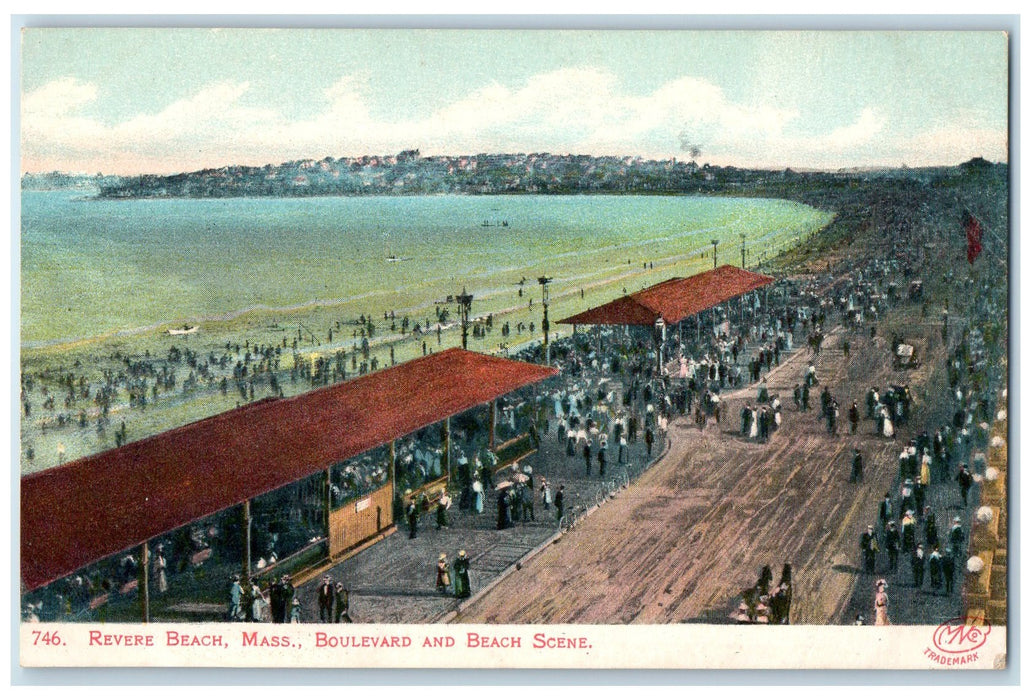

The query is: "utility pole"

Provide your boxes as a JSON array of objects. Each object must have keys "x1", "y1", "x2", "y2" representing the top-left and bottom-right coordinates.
[
  {"x1": 741, "y1": 234, "x2": 747, "y2": 269},
  {"x1": 711, "y1": 239, "x2": 719, "y2": 269},
  {"x1": 538, "y1": 276, "x2": 552, "y2": 364},
  {"x1": 456, "y1": 288, "x2": 473, "y2": 350}
]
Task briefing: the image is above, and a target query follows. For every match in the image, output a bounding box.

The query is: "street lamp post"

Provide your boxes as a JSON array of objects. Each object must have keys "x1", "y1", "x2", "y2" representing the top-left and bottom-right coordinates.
[
  {"x1": 740, "y1": 234, "x2": 747, "y2": 321},
  {"x1": 655, "y1": 317, "x2": 666, "y2": 375},
  {"x1": 711, "y1": 239, "x2": 719, "y2": 269},
  {"x1": 456, "y1": 288, "x2": 473, "y2": 350},
  {"x1": 538, "y1": 276, "x2": 552, "y2": 364}
]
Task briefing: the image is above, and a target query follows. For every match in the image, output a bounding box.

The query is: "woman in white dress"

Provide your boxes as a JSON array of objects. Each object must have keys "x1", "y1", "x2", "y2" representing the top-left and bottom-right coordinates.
[
  {"x1": 881, "y1": 406, "x2": 895, "y2": 438},
  {"x1": 748, "y1": 409, "x2": 759, "y2": 439},
  {"x1": 250, "y1": 583, "x2": 267, "y2": 622},
  {"x1": 472, "y1": 480, "x2": 484, "y2": 514},
  {"x1": 153, "y1": 545, "x2": 168, "y2": 594}
]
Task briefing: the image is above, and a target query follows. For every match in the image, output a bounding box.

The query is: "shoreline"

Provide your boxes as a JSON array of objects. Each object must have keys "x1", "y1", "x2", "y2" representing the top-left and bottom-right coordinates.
[
  {"x1": 15, "y1": 186, "x2": 858, "y2": 473},
  {"x1": 20, "y1": 215, "x2": 824, "y2": 356},
  {"x1": 21, "y1": 220, "x2": 825, "y2": 360}
]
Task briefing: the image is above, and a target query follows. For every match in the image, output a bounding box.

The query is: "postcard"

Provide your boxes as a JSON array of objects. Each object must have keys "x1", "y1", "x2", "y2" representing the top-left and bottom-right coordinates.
[{"x1": 17, "y1": 24, "x2": 1010, "y2": 670}]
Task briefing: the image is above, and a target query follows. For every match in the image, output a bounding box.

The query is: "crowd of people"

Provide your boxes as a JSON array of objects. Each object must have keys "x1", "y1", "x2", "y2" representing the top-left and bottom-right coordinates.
[
  {"x1": 22, "y1": 169, "x2": 1009, "y2": 626},
  {"x1": 854, "y1": 322, "x2": 1003, "y2": 625},
  {"x1": 733, "y1": 564, "x2": 793, "y2": 624}
]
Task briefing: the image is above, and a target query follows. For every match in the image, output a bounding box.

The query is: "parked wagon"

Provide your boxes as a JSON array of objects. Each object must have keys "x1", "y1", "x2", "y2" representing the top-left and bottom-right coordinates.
[
  {"x1": 908, "y1": 280, "x2": 923, "y2": 301},
  {"x1": 894, "y1": 343, "x2": 920, "y2": 370}
]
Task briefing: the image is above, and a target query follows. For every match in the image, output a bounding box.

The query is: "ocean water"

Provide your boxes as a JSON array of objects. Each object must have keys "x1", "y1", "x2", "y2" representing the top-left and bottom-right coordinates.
[{"x1": 20, "y1": 192, "x2": 832, "y2": 346}]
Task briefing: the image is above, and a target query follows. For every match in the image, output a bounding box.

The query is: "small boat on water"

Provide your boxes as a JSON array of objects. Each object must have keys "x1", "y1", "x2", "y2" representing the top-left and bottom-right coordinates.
[
  {"x1": 168, "y1": 325, "x2": 199, "y2": 336},
  {"x1": 385, "y1": 240, "x2": 405, "y2": 262}
]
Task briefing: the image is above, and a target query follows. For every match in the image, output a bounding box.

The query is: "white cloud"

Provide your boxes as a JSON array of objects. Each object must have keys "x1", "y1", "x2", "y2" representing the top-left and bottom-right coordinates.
[
  {"x1": 22, "y1": 77, "x2": 97, "y2": 118},
  {"x1": 19, "y1": 69, "x2": 1008, "y2": 174},
  {"x1": 821, "y1": 108, "x2": 885, "y2": 151},
  {"x1": 117, "y1": 82, "x2": 255, "y2": 140}
]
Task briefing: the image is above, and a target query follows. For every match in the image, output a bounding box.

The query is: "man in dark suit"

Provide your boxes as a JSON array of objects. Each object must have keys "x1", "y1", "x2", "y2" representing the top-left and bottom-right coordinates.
[
  {"x1": 927, "y1": 546, "x2": 944, "y2": 592},
  {"x1": 317, "y1": 575, "x2": 334, "y2": 623},
  {"x1": 949, "y1": 516, "x2": 965, "y2": 551},
  {"x1": 884, "y1": 521, "x2": 901, "y2": 572},
  {"x1": 911, "y1": 544, "x2": 926, "y2": 588},
  {"x1": 859, "y1": 525, "x2": 878, "y2": 574},
  {"x1": 406, "y1": 498, "x2": 418, "y2": 539},
  {"x1": 278, "y1": 575, "x2": 295, "y2": 623},
  {"x1": 878, "y1": 492, "x2": 892, "y2": 532},
  {"x1": 850, "y1": 449, "x2": 864, "y2": 483},
  {"x1": 956, "y1": 464, "x2": 974, "y2": 507},
  {"x1": 942, "y1": 547, "x2": 957, "y2": 595}
]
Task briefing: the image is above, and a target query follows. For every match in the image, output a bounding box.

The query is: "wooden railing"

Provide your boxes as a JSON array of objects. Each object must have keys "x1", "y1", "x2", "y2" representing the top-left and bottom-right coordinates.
[{"x1": 492, "y1": 432, "x2": 538, "y2": 473}]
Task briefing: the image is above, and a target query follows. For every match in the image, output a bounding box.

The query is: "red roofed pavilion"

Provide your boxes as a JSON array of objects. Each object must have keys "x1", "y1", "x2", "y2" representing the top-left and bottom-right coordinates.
[
  {"x1": 558, "y1": 265, "x2": 775, "y2": 327},
  {"x1": 22, "y1": 348, "x2": 557, "y2": 594}
]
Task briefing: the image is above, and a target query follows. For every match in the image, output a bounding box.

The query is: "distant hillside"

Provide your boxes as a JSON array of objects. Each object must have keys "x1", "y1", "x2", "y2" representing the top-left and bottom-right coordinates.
[
  {"x1": 21, "y1": 172, "x2": 124, "y2": 192},
  {"x1": 25, "y1": 153, "x2": 1006, "y2": 200}
]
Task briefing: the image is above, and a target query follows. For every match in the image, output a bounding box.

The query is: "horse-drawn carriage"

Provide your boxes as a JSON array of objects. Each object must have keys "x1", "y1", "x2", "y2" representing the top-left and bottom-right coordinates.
[{"x1": 894, "y1": 342, "x2": 920, "y2": 370}]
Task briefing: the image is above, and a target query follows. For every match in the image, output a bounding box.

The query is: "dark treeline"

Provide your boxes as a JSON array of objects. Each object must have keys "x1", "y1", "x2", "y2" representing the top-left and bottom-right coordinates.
[{"x1": 56, "y1": 150, "x2": 1004, "y2": 200}]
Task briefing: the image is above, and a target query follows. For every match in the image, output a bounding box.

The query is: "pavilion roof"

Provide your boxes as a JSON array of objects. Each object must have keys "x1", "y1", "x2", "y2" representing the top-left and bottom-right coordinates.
[
  {"x1": 22, "y1": 348, "x2": 557, "y2": 591},
  {"x1": 558, "y1": 265, "x2": 775, "y2": 326}
]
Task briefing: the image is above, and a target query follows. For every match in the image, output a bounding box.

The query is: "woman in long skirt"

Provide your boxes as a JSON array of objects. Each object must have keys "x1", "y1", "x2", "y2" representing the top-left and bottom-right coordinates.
[
  {"x1": 436, "y1": 553, "x2": 451, "y2": 594},
  {"x1": 497, "y1": 490, "x2": 509, "y2": 530},
  {"x1": 881, "y1": 406, "x2": 895, "y2": 438},
  {"x1": 874, "y1": 580, "x2": 891, "y2": 626},
  {"x1": 250, "y1": 583, "x2": 266, "y2": 622},
  {"x1": 153, "y1": 546, "x2": 168, "y2": 594},
  {"x1": 452, "y1": 550, "x2": 471, "y2": 599}
]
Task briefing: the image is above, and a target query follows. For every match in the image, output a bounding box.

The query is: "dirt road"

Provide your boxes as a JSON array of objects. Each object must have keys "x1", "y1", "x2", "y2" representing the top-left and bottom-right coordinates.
[{"x1": 457, "y1": 316, "x2": 947, "y2": 625}]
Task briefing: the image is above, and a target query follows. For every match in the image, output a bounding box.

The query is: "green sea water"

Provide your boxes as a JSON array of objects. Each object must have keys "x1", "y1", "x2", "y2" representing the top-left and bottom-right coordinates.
[{"x1": 20, "y1": 192, "x2": 832, "y2": 347}]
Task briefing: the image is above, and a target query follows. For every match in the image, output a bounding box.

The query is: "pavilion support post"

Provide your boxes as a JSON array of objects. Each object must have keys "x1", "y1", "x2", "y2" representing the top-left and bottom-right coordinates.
[
  {"x1": 241, "y1": 499, "x2": 252, "y2": 596},
  {"x1": 443, "y1": 416, "x2": 452, "y2": 484},
  {"x1": 489, "y1": 400, "x2": 497, "y2": 449},
  {"x1": 389, "y1": 439, "x2": 396, "y2": 494},
  {"x1": 323, "y1": 468, "x2": 332, "y2": 541},
  {"x1": 138, "y1": 541, "x2": 150, "y2": 623},
  {"x1": 388, "y1": 439, "x2": 397, "y2": 526}
]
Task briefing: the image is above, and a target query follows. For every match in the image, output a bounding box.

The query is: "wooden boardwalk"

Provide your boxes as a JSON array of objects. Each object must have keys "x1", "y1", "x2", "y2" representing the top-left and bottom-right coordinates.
[{"x1": 457, "y1": 319, "x2": 948, "y2": 625}]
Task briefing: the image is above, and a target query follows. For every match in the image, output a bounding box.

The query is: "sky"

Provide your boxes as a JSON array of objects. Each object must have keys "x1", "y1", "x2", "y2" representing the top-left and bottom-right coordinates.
[{"x1": 18, "y1": 28, "x2": 1010, "y2": 174}]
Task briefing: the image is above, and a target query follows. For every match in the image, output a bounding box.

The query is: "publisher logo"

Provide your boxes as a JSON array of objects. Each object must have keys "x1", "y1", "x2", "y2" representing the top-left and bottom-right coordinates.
[{"x1": 932, "y1": 618, "x2": 991, "y2": 655}]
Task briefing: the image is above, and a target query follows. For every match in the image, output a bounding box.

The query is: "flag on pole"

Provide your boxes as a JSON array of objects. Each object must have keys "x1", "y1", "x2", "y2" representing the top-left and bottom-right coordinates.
[{"x1": 963, "y1": 210, "x2": 983, "y2": 264}]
